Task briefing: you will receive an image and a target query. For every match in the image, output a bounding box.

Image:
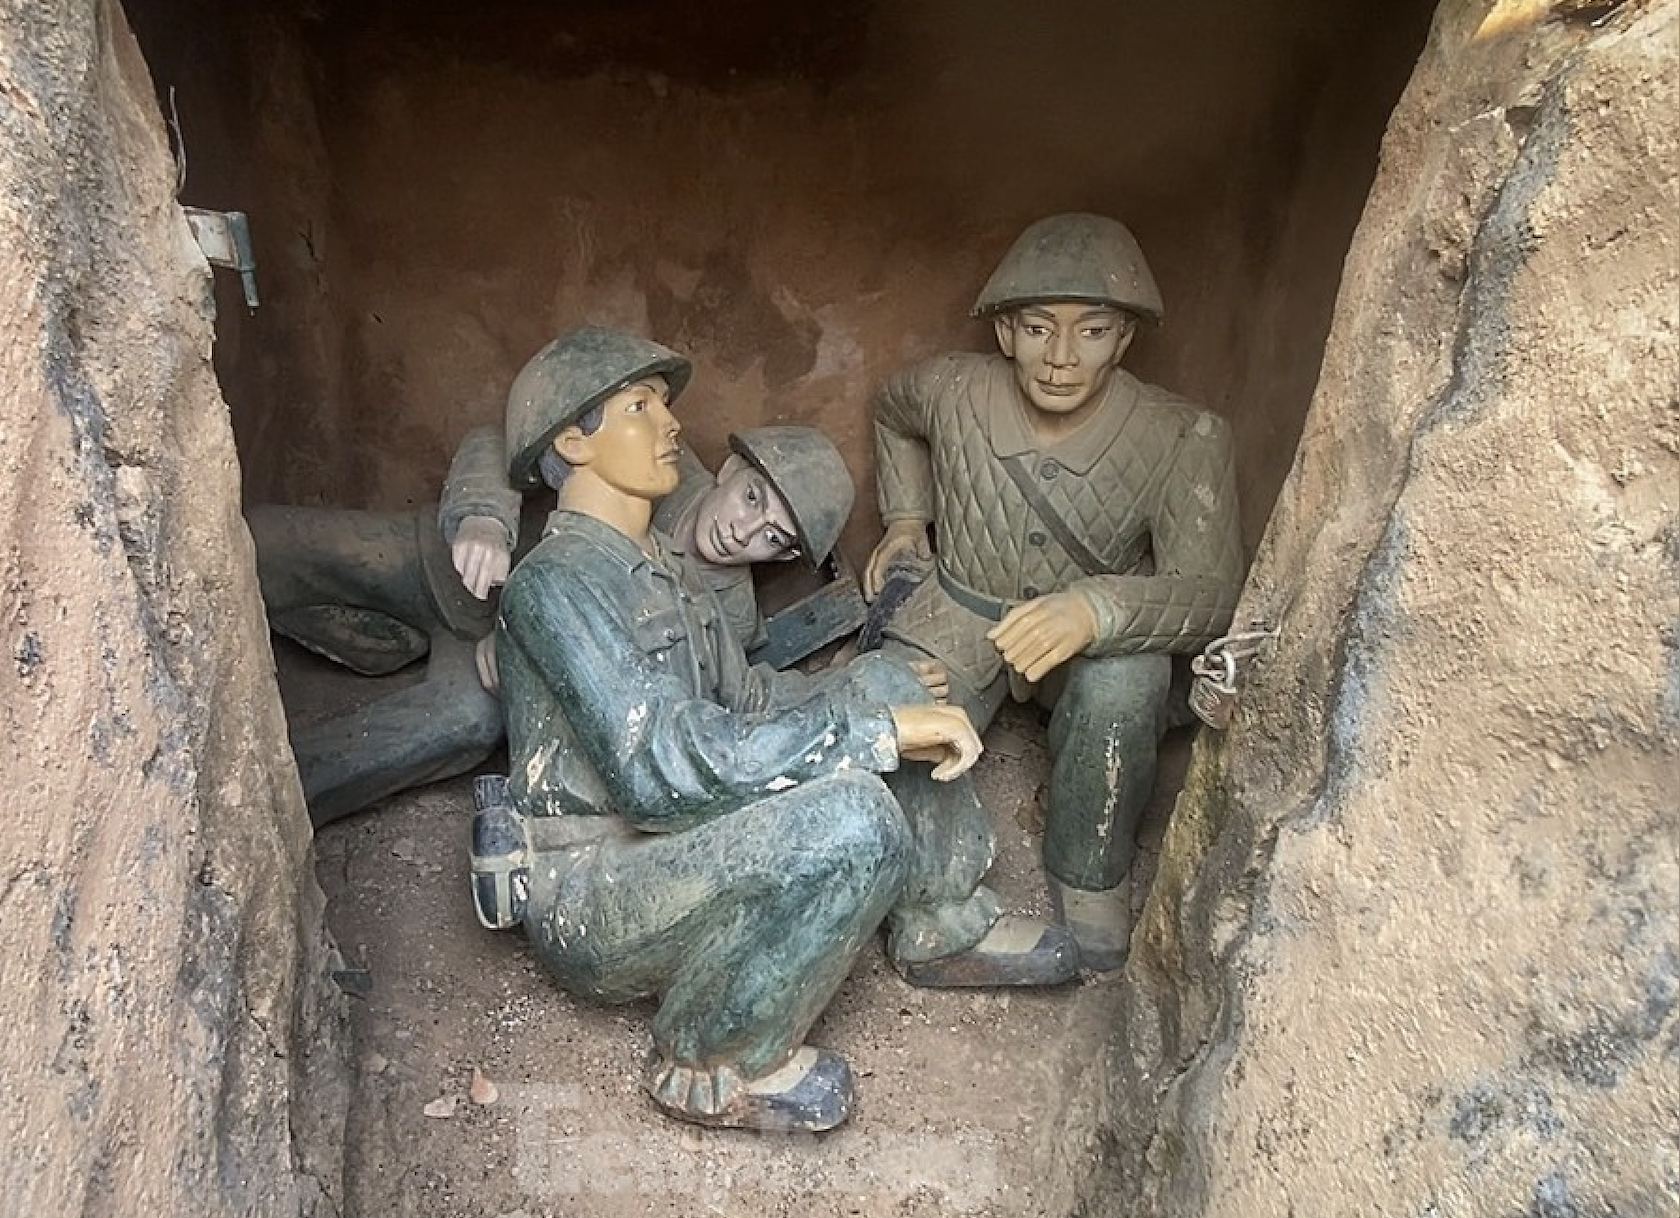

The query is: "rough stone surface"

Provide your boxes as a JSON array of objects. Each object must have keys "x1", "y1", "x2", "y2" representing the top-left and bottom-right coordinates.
[
  {"x1": 0, "y1": 1, "x2": 347, "y2": 1213},
  {"x1": 1102, "y1": 3, "x2": 1679, "y2": 1215}
]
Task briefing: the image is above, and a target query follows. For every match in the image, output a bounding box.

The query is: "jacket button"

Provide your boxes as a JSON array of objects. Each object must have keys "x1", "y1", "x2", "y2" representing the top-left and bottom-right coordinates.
[
  {"x1": 1027, "y1": 531, "x2": 1047, "y2": 547},
  {"x1": 1023, "y1": 585, "x2": 1041, "y2": 599},
  {"x1": 1039, "y1": 460, "x2": 1061, "y2": 480}
]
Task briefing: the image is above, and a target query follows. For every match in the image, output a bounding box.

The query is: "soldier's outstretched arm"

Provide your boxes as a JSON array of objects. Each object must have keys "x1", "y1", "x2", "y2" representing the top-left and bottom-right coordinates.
[{"x1": 438, "y1": 424, "x2": 522, "y2": 597}]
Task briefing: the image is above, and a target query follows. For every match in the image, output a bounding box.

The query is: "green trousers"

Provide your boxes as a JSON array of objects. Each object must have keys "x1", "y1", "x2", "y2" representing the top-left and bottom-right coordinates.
[
  {"x1": 247, "y1": 504, "x2": 502, "y2": 826},
  {"x1": 880, "y1": 638, "x2": 1170, "y2": 892}
]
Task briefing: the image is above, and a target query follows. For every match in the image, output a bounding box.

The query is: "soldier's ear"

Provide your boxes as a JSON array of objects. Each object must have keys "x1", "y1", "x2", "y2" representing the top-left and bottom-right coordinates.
[
  {"x1": 993, "y1": 315, "x2": 1017, "y2": 359},
  {"x1": 552, "y1": 426, "x2": 591, "y2": 466},
  {"x1": 1112, "y1": 314, "x2": 1139, "y2": 364}
]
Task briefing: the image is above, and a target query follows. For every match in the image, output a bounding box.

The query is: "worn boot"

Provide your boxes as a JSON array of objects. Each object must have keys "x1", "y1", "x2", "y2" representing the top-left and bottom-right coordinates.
[
  {"x1": 895, "y1": 915, "x2": 1079, "y2": 988},
  {"x1": 1050, "y1": 877, "x2": 1133, "y2": 972},
  {"x1": 469, "y1": 774, "x2": 530, "y2": 930},
  {"x1": 646, "y1": 1046, "x2": 856, "y2": 1133}
]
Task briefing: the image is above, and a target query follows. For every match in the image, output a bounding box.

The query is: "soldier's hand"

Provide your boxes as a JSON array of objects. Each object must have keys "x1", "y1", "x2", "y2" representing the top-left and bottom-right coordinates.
[
  {"x1": 863, "y1": 520, "x2": 933, "y2": 601},
  {"x1": 452, "y1": 515, "x2": 512, "y2": 599},
  {"x1": 988, "y1": 592, "x2": 1098, "y2": 684},
  {"x1": 890, "y1": 703, "x2": 983, "y2": 781},
  {"x1": 910, "y1": 658, "x2": 950, "y2": 705},
  {"x1": 475, "y1": 633, "x2": 500, "y2": 694}
]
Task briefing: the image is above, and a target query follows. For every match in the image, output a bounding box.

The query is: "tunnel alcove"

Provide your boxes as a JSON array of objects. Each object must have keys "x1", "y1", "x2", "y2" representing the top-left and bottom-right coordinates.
[
  {"x1": 125, "y1": 0, "x2": 1434, "y2": 567},
  {"x1": 110, "y1": 0, "x2": 1442, "y2": 1213}
]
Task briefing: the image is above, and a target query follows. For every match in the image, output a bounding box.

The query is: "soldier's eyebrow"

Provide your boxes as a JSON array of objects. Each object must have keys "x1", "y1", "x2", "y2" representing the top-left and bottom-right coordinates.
[
  {"x1": 1017, "y1": 305, "x2": 1121, "y2": 326},
  {"x1": 758, "y1": 479, "x2": 797, "y2": 536}
]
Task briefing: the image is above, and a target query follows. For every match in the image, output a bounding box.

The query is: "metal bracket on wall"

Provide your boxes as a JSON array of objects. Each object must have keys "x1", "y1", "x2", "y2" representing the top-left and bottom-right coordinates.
[{"x1": 183, "y1": 207, "x2": 260, "y2": 309}]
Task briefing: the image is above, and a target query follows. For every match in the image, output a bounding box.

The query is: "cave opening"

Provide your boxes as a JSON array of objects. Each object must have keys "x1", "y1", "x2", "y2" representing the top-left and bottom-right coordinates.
[{"x1": 116, "y1": 0, "x2": 1439, "y2": 1209}]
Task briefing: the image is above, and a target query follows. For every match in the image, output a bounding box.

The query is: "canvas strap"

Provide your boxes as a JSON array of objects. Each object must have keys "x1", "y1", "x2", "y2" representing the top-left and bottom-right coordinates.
[{"x1": 998, "y1": 454, "x2": 1121, "y2": 577}]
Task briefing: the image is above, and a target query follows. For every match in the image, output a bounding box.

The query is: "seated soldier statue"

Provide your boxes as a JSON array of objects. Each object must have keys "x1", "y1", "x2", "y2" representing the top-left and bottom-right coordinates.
[
  {"x1": 862, "y1": 213, "x2": 1246, "y2": 971},
  {"x1": 248, "y1": 400, "x2": 855, "y2": 826},
  {"x1": 484, "y1": 324, "x2": 1079, "y2": 1133}
]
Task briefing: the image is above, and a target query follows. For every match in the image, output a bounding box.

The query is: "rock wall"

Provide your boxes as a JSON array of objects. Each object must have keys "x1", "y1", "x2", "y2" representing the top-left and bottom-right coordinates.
[
  {"x1": 1101, "y1": 1, "x2": 1679, "y2": 1214},
  {"x1": 0, "y1": 1, "x2": 346, "y2": 1213}
]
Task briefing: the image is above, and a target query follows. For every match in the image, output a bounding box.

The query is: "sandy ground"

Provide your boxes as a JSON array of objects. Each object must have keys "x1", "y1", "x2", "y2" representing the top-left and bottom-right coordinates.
[{"x1": 289, "y1": 640, "x2": 1189, "y2": 1218}]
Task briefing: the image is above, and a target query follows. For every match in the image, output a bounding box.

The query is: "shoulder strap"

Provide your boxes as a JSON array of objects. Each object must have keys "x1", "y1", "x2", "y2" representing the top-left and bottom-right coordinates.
[{"x1": 998, "y1": 454, "x2": 1114, "y2": 576}]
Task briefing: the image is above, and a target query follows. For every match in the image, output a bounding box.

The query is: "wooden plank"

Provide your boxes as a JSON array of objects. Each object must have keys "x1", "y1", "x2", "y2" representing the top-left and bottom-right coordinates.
[{"x1": 749, "y1": 565, "x2": 869, "y2": 669}]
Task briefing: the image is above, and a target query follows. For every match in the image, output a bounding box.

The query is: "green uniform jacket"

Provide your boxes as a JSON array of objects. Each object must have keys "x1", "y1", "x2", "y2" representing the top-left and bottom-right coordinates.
[{"x1": 498, "y1": 511, "x2": 904, "y2": 832}]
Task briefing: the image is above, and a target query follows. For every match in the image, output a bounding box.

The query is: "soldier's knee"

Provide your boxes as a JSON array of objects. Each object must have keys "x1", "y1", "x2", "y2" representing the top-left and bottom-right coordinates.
[
  {"x1": 844, "y1": 651, "x2": 931, "y2": 706},
  {"x1": 798, "y1": 772, "x2": 911, "y2": 882}
]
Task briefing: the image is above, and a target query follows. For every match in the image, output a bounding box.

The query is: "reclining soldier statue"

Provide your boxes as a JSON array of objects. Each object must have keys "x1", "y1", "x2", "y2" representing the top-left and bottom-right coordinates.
[{"x1": 249, "y1": 405, "x2": 856, "y2": 825}]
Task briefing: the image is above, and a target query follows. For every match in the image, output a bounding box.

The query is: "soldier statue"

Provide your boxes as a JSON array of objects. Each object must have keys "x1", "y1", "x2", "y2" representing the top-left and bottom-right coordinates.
[
  {"x1": 863, "y1": 213, "x2": 1246, "y2": 970},
  {"x1": 249, "y1": 410, "x2": 854, "y2": 826},
  {"x1": 485, "y1": 325, "x2": 1077, "y2": 1133}
]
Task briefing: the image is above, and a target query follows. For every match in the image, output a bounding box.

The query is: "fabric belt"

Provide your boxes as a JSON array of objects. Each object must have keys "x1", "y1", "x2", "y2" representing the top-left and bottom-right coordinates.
[{"x1": 936, "y1": 565, "x2": 1014, "y2": 623}]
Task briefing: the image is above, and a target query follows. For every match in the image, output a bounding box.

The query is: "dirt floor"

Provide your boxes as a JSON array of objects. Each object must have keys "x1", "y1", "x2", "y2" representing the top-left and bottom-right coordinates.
[{"x1": 288, "y1": 640, "x2": 1191, "y2": 1218}]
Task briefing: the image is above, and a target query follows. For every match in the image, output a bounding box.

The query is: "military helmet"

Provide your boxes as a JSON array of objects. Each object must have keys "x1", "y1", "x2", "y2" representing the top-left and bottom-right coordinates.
[
  {"x1": 971, "y1": 213, "x2": 1164, "y2": 322},
  {"x1": 505, "y1": 325, "x2": 693, "y2": 489},
  {"x1": 727, "y1": 425, "x2": 854, "y2": 568}
]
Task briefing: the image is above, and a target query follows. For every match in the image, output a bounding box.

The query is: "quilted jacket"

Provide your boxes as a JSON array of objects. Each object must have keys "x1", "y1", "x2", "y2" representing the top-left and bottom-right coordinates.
[{"x1": 874, "y1": 353, "x2": 1244, "y2": 683}]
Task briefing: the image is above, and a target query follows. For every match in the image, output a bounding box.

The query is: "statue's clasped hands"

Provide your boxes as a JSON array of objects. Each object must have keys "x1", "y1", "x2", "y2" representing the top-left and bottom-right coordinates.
[
  {"x1": 890, "y1": 703, "x2": 983, "y2": 782},
  {"x1": 987, "y1": 591, "x2": 1098, "y2": 685}
]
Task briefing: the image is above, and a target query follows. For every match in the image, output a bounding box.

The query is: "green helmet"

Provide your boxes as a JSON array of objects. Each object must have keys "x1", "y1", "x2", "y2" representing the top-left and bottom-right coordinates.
[
  {"x1": 728, "y1": 425, "x2": 854, "y2": 568},
  {"x1": 971, "y1": 213, "x2": 1164, "y2": 322},
  {"x1": 505, "y1": 326, "x2": 693, "y2": 490}
]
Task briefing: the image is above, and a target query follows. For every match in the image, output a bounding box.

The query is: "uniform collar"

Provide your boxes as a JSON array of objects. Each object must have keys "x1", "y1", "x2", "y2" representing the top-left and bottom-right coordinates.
[
  {"x1": 546, "y1": 508, "x2": 675, "y2": 577},
  {"x1": 660, "y1": 498, "x2": 701, "y2": 562}
]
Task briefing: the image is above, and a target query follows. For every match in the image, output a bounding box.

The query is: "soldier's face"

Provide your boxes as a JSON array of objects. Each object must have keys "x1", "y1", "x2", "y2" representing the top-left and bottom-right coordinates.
[
  {"x1": 995, "y1": 303, "x2": 1135, "y2": 417},
  {"x1": 692, "y1": 454, "x2": 801, "y2": 566},
  {"x1": 561, "y1": 375, "x2": 682, "y2": 501}
]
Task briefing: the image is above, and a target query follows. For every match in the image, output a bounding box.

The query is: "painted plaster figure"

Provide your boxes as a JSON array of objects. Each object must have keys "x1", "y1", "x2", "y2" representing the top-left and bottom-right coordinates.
[
  {"x1": 863, "y1": 213, "x2": 1246, "y2": 970},
  {"x1": 489, "y1": 326, "x2": 1076, "y2": 1133},
  {"x1": 250, "y1": 408, "x2": 853, "y2": 827}
]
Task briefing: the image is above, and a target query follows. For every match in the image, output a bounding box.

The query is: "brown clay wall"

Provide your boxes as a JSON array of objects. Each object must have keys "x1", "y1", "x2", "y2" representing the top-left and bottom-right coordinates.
[
  {"x1": 127, "y1": 0, "x2": 1432, "y2": 564},
  {"x1": 1102, "y1": 2, "x2": 1680, "y2": 1213}
]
